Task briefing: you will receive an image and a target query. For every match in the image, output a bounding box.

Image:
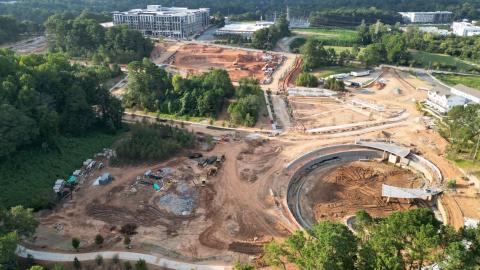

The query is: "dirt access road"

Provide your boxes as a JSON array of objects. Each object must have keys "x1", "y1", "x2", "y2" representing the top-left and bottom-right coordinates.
[{"x1": 17, "y1": 245, "x2": 230, "y2": 270}]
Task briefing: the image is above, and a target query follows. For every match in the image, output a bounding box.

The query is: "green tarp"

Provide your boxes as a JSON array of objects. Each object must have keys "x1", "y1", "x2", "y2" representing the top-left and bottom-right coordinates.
[{"x1": 67, "y1": 175, "x2": 77, "y2": 184}]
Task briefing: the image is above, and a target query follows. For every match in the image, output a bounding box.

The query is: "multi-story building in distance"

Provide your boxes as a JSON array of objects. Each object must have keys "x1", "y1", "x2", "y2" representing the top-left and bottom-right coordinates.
[
  {"x1": 399, "y1": 11, "x2": 453, "y2": 24},
  {"x1": 113, "y1": 5, "x2": 210, "y2": 39},
  {"x1": 452, "y1": 21, "x2": 480, "y2": 37}
]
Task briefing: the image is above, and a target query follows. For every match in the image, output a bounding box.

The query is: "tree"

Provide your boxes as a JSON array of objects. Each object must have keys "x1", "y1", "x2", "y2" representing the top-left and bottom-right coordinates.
[
  {"x1": 264, "y1": 242, "x2": 286, "y2": 270},
  {"x1": 296, "y1": 72, "x2": 318, "y2": 87},
  {"x1": 72, "y1": 237, "x2": 80, "y2": 251},
  {"x1": 233, "y1": 261, "x2": 255, "y2": 270},
  {"x1": 360, "y1": 43, "x2": 387, "y2": 66},
  {"x1": 112, "y1": 254, "x2": 120, "y2": 265},
  {"x1": 135, "y1": 259, "x2": 148, "y2": 270},
  {"x1": 124, "y1": 261, "x2": 132, "y2": 270},
  {"x1": 446, "y1": 104, "x2": 480, "y2": 159},
  {"x1": 324, "y1": 78, "x2": 346, "y2": 92},
  {"x1": 73, "y1": 257, "x2": 81, "y2": 269},
  {"x1": 52, "y1": 264, "x2": 66, "y2": 270},
  {"x1": 2, "y1": 205, "x2": 38, "y2": 237},
  {"x1": 265, "y1": 209, "x2": 477, "y2": 270},
  {"x1": 265, "y1": 221, "x2": 357, "y2": 269},
  {"x1": 95, "y1": 234, "x2": 104, "y2": 246},
  {"x1": 124, "y1": 236, "x2": 131, "y2": 248},
  {"x1": 95, "y1": 254, "x2": 103, "y2": 266},
  {"x1": 0, "y1": 104, "x2": 38, "y2": 158},
  {"x1": 0, "y1": 232, "x2": 19, "y2": 269}
]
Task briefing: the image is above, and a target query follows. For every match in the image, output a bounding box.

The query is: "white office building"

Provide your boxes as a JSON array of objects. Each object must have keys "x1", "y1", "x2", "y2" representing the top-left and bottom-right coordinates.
[
  {"x1": 113, "y1": 5, "x2": 210, "y2": 39},
  {"x1": 426, "y1": 89, "x2": 467, "y2": 114},
  {"x1": 452, "y1": 21, "x2": 480, "y2": 37},
  {"x1": 426, "y1": 84, "x2": 480, "y2": 114},
  {"x1": 215, "y1": 21, "x2": 274, "y2": 38},
  {"x1": 399, "y1": 11, "x2": 453, "y2": 24}
]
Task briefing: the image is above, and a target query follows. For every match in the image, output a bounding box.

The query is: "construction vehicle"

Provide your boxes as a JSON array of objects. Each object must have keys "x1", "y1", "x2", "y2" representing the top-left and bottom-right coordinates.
[{"x1": 207, "y1": 166, "x2": 218, "y2": 176}]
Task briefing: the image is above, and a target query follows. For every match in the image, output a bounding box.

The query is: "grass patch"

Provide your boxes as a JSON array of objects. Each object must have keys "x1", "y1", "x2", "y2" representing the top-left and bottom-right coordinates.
[
  {"x1": 311, "y1": 65, "x2": 359, "y2": 78},
  {"x1": 292, "y1": 27, "x2": 358, "y2": 46},
  {"x1": 435, "y1": 74, "x2": 480, "y2": 90},
  {"x1": 410, "y1": 50, "x2": 477, "y2": 72},
  {"x1": 0, "y1": 132, "x2": 122, "y2": 210}
]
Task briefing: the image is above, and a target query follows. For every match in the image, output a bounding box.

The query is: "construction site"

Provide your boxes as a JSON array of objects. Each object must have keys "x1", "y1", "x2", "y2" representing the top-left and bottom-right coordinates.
[
  {"x1": 152, "y1": 42, "x2": 284, "y2": 83},
  {"x1": 305, "y1": 161, "x2": 423, "y2": 222},
  {"x1": 24, "y1": 40, "x2": 480, "y2": 269}
]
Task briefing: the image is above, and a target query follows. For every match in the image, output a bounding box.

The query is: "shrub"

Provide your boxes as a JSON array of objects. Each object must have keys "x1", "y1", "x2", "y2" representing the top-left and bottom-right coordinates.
[{"x1": 94, "y1": 234, "x2": 104, "y2": 245}]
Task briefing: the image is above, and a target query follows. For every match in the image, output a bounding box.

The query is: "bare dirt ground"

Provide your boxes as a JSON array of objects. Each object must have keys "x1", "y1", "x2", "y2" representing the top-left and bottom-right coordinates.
[
  {"x1": 30, "y1": 61, "x2": 480, "y2": 266},
  {"x1": 1, "y1": 36, "x2": 47, "y2": 54},
  {"x1": 33, "y1": 138, "x2": 290, "y2": 260},
  {"x1": 153, "y1": 42, "x2": 282, "y2": 82},
  {"x1": 304, "y1": 161, "x2": 422, "y2": 222},
  {"x1": 290, "y1": 97, "x2": 375, "y2": 129}
]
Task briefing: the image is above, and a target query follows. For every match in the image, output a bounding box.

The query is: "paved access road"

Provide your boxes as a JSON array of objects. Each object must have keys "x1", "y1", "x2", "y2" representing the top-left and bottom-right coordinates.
[{"x1": 17, "y1": 246, "x2": 231, "y2": 270}]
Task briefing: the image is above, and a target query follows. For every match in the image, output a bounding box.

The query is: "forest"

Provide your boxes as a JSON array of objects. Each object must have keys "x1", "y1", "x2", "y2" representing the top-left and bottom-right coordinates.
[
  {"x1": 0, "y1": 15, "x2": 41, "y2": 45},
  {"x1": 123, "y1": 59, "x2": 264, "y2": 127},
  {"x1": 44, "y1": 12, "x2": 153, "y2": 63},
  {"x1": 264, "y1": 208, "x2": 480, "y2": 270},
  {"x1": 1, "y1": 0, "x2": 479, "y2": 25},
  {"x1": 0, "y1": 50, "x2": 123, "y2": 159}
]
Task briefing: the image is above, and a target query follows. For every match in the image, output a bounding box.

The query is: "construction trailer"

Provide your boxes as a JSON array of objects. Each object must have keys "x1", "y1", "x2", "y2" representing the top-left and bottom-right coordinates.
[{"x1": 350, "y1": 70, "x2": 371, "y2": 77}]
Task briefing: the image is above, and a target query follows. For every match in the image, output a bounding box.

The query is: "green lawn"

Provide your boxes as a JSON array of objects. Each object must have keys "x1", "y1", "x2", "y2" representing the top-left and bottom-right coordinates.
[
  {"x1": 311, "y1": 65, "x2": 359, "y2": 78},
  {"x1": 435, "y1": 74, "x2": 480, "y2": 90},
  {"x1": 292, "y1": 27, "x2": 358, "y2": 46},
  {"x1": 0, "y1": 132, "x2": 122, "y2": 210},
  {"x1": 410, "y1": 50, "x2": 477, "y2": 72}
]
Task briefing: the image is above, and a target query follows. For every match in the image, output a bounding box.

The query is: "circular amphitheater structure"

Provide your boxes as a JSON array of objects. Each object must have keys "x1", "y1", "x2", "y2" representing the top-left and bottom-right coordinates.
[{"x1": 284, "y1": 141, "x2": 444, "y2": 230}]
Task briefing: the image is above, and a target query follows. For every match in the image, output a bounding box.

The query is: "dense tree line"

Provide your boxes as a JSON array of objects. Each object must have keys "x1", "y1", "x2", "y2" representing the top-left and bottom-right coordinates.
[
  {"x1": 44, "y1": 12, "x2": 153, "y2": 63},
  {"x1": 1, "y1": 0, "x2": 480, "y2": 25},
  {"x1": 0, "y1": 15, "x2": 41, "y2": 45},
  {"x1": 0, "y1": 50, "x2": 123, "y2": 159},
  {"x1": 355, "y1": 21, "x2": 411, "y2": 66},
  {"x1": 124, "y1": 59, "x2": 234, "y2": 118},
  {"x1": 252, "y1": 14, "x2": 290, "y2": 50},
  {"x1": 405, "y1": 27, "x2": 480, "y2": 69},
  {"x1": 443, "y1": 104, "x2": 480, "y2": 160},
  {"x1": 309, "y1": 8, "x2": 401, "y2": 27},
  {"x1": 265, "y1": 208, "x2": 480, "y2": 270},
  {"x1": 0, "y1": 206, "x2": 38, "y2": 269},
  {"x1": 228, "y1": 78, "x2": 264, "y2": 127},
  {"x1": 299, "y1": 39, "x2": 356, "y2": 70},
  {"x1": 113, "y1": 122, "x2": 195, "y2": 164},
  {"x1": 295, "y1": 72, "x2": 318, "y2": 87}
]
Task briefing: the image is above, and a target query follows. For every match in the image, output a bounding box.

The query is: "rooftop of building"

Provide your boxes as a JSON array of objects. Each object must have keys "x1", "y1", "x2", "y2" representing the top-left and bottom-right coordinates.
[
  {"x1": 429, "y1": 87, "x2": 451, "y2": 97},
  {"x1": 217, "y1": 21, "x2": 274, "y2": 33},
  {"x1": 114, "y1": 5, "x2": 209, "y2": 16},
  {"x1": 399, "y1": 11, "x2": 453, "y2": 15}
]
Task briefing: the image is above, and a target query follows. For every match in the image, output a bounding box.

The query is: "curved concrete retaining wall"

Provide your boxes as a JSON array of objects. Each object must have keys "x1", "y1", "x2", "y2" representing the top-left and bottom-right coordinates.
[
  {"x1": 287, "y1": 149, "x2": 383, "y2": 229},
  {"x1": 285, "y1": 144, "x2": 360, "y2": 171},
  {"x1": 408, "y1": 154, "x2": 443, "y2": 185},
  {"x1": 285, "y1": 143, "x2": 444, "y2": 230}
]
